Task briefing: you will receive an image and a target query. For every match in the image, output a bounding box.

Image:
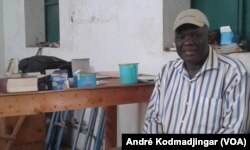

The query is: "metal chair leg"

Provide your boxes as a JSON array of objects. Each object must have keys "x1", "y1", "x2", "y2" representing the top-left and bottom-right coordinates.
[
  {"x1": 72, "y1": 109, "x2": 86, "y2": 150},
  {"x1": 93, "y1": 108, "x2": 105, "y2": 150},
  {"x1": 83, "y1": 108, "x2": 98, "y2": 150},
  {"x1": 46, "y1": 112, "x2": 60, "y2": 150},
  {"x1": 55, "y1": 111, "x2": 70, "y2": 150}
]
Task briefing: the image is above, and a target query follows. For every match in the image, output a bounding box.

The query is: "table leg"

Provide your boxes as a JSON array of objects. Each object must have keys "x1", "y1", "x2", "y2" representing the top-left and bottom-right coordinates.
[{"x1": 105, "y1": 106, "x2": 117, "y2": 149}]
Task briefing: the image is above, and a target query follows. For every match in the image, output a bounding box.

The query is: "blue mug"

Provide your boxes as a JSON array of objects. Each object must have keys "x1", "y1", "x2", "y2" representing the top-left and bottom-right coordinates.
[{"x1": 119, "y1": 63, "x2": 138, "y2": 85}]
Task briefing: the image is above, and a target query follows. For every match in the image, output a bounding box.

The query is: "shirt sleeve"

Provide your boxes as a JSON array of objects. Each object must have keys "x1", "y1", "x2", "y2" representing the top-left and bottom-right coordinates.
[
  {"x1": 143, "y1": 74, "x2": 164, "y2": 133},
  {"x1": 217, "y1": 72, "x2": 250, "y2": 134}
]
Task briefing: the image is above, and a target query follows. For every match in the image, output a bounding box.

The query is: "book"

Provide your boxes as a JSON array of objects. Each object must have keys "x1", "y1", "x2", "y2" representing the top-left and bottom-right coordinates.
[
  {"x1": 96, "y1": 71, "x2": 120, "y2": 78},
  {"x1": 0, "y1": 77, "x2": 38, "y2": 93},
  {"x1": 138, "y1": 74, "x2": 156, "y2": 83}
]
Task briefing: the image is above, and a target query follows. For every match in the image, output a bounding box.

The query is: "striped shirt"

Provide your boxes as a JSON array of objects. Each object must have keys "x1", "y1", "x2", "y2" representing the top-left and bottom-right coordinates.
[{"x1": 143, "y1": 47, "x2": 250, "y2": 134}]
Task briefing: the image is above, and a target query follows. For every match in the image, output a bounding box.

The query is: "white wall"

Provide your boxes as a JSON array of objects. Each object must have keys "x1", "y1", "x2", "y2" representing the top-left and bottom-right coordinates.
[
  {"x1": 2, "y1": 0, "x2": 250, "y2": 147},
  {"x1": 3, "y1": 0, "x2": 250, "y2": 78},
  {"x1": 163, "y1": 0, "x2": 190, "y2": 50},
  {"x1": 0, "y1": 0, "x2": 5, "y2": 75},
  {"x1": 2, "y1": 0, "x2": 186, "y2": 75},
  {"x1": 24, "y1": 0, "x2": 45, "y2": 46}
]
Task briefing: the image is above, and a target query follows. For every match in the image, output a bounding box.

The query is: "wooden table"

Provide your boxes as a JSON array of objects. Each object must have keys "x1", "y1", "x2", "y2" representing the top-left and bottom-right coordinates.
[{"x1": 0, "y1": 79, "x2": 154, "y2": 149}]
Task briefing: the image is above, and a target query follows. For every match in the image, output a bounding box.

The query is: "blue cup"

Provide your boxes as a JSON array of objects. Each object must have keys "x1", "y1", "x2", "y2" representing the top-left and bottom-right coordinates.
[{"x1": 119, "y1": 63, "x2": 138, "y2": 85}]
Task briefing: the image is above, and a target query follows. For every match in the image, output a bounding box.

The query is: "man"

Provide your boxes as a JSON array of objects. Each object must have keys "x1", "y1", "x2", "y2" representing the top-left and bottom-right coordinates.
[{"x1": 143, "y1": 9, "x2": 250, "y2": 133}]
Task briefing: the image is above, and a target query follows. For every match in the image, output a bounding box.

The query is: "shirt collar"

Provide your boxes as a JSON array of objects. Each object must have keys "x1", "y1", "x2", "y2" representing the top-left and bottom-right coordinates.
[
  {"x1": 201, "y1": 46, "x2": 219, "y2": 71},
  {"x1": 174, "y1": 46, "x2": 219, "y2": 73}
]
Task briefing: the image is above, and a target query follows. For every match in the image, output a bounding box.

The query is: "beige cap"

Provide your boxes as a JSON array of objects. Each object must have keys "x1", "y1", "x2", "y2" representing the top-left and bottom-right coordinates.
[{"x1": 173, "y1": 9, "x2": 209, "y2": 31}]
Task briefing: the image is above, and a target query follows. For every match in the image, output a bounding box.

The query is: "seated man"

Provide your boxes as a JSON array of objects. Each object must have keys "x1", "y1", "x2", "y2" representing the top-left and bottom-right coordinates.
[{"x1": 143, "y1": 9, "x2": 250, "y2": 134}]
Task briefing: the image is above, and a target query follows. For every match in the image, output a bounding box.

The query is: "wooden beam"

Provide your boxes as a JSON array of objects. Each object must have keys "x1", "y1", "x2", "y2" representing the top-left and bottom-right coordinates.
[
  {"x1": 0, "y1": 83, "x2": 153, "y2": 117},
  {"x1": 4, "y1": 116, "x2": 26, "y2": 150},
  {"x1": 0, "y1": 79, "x2": 154, "y2": 149}
]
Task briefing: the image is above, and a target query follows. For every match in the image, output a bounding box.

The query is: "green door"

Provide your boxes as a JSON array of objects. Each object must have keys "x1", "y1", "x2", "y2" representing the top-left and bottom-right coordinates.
[
  {"x1": 192, "y1": 0, "x2": 250, "y2": 51},
  {"x1": 244, "y1": 0, "x2": 250, "y2": 51},
  {"x1": 191, "y1": 0, "x2": 243, "y2": 34},
  {"x1": 45, "y1": 0, "x2": 60, "y2": 43}
]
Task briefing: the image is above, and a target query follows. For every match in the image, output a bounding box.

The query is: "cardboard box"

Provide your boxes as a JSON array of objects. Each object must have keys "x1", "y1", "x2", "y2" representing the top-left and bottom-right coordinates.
[
  {"x1": 220, "y1": 26, "x2": 234, "y2": 45},
  {"x1": 50, "y1": 70, "x2": 68, "y2": 90},
  {"x1": 73, "y1": 72, "x2": 96, "y2": 88}
]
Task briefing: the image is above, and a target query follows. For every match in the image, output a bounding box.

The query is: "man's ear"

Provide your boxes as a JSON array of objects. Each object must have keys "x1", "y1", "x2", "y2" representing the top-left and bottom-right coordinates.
[{"x1": 208, "y1": 29, "x2": 220, "y2": 45}]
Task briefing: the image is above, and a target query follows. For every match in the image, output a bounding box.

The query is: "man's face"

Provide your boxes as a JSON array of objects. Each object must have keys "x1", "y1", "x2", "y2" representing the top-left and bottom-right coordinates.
[{"x1": 175, "y1": 24, "x2": 209, "y2": 65}]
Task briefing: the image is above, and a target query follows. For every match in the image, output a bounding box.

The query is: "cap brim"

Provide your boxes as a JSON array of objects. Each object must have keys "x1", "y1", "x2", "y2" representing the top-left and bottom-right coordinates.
[{"x1": 173, "y1": 20, "x2": 204, "y2": 31}]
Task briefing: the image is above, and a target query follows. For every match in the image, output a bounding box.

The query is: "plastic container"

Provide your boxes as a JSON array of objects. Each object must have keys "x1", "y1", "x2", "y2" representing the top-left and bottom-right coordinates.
[
  {"x1": 73, "y1": 72, "x2": 96, "y2": 88},
  {"x1": 119, "y1": 63, "x2": 138, "y2": 85}
]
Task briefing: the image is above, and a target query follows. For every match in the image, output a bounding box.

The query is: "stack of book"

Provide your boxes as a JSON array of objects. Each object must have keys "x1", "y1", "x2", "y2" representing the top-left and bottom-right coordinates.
[
  {"x1": 0, "y1": 77, "x2": 38, "y2": 93},
  {"x1": 0, "y1": 75, "x2": 50, "y2": 93}
]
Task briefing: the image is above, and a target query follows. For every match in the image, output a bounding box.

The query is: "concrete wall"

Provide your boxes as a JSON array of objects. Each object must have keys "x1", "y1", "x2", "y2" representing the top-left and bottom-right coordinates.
[
  {"x1": 0, "y1": 0, "x2": 5, "y2": 75},
  {"x1": 1, "y1": 0, "x2": 188, "y2": 75},
  {"x1": 163, "y1": 0, "x2": 190, "y2": 50},
  {"x1": 24, "y1": 0, "x2": 45, "y2": 46}
]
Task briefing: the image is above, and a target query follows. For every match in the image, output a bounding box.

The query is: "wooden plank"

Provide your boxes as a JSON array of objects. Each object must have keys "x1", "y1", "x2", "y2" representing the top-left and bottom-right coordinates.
[
  {"x1": 4, "y1": 116, "x2": 26, "y2": 150},
  {"x1": 0, "y1": 83, "x2": 153, "y2": 117},
  {"x1": 8, "y1": 143, "x2": 44, "y2": 150},
  {"x1": 0, "y1": 114, "x2": 46, "y2": 150},
  {"x1": 0, "y1": 79, "x2": 154, "y2": 149},
  {"x1": 5, "y1": 114, "x2": 46, "y2": 146}
]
